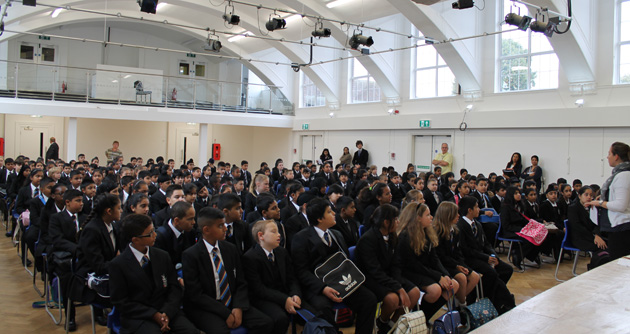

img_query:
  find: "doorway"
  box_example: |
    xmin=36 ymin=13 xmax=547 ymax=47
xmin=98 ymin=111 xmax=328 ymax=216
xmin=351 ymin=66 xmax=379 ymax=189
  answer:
xmin=16 ymin=124 xmax=52 ymax=159
xmin=300 ymin=135 xmax=323 ymax=164
xmin=412 ymin=135 xmax=451 ymax=173
xmin=175 ymin=128 xmax=200 ymax=166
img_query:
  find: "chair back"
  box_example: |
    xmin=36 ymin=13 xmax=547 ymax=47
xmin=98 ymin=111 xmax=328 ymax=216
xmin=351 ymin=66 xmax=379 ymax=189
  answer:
xmin=358 ymin=224 xmax=366 ymax=237
xmin=561 ymin=219 xmax=580 ymax=251
xmin=107 ymin=307 xmax=121 ymax=333
xmin=479 ymin=208 xmax=500 ymax=223
xmin=348 ymin=246 xmax=356 ymax=262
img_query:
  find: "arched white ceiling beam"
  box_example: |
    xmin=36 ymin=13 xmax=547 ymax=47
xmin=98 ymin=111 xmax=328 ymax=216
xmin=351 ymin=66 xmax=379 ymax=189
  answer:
xmin=278 ymin=0 xmax=400 ymax=101
xmin=525 ymin=0 xmax=595 ymax=83
xmin=387 ymin=0 xmax=482 ymax=93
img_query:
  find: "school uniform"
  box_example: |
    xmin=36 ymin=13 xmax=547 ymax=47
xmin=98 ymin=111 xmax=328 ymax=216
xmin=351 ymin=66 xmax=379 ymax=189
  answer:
xmin=435 ymin=229 xmax=472 ymax=278
xmin=540 ymin=199 xmax=562 ymax=229
xmin=109 ymin=246 xmax=198 ymax=334
xmin=153 ymin=206 xmax=172 ymax=228
xmin=225 ymin=220 xmax=254 ymax=256
xmin=316 ymin=171 xmax=336 ymax=186
xmin=397 ymin=231 xmax=449 ymax=288
xmin=401 ymin=182 xmax=413 ymax=195
xmin=356 ymin=227 xmax=416 ymax=301
xmin=474 ymin=191 xmax=499 ymax=245
xmin=82 ymin=195 xmax=94 ymax=215
xmin=491 ymin=195 xmax=504 ymax=214
xmin=557 ymin=198 xmax=572 ymax=222
xmin=567 ymin=202 xmax=601 ymax=252
xmin=335 ymin=180 xmax=352 ymax=196
xmin=523 ymin=201 xmax=541 ymax=221
xmin=71 ymin=217 xmax=121 ymax=304
xmin=24 ymin=194 xmax=48 ymax=270
xmin=243 ymin=244 xmax=305 ymax=334
xmin=246 ymin=211 xmax=262 ymax=226
xmin=352 ymin=149 xmax=369 ymax=168
xmin=182 ymin=240 xmax=273 ymax=334
xmin=332 ymin=214 xmax=360 ymax=247
xmin=15 ymin=183 xmax=38 ymax=215
xmin=298 ymin=176 xmax=311 ymax=188
xmin=0 ymin=168 xmax=15 ymax=189
xmin=35 ymin=201 xmax=65 ymax=259
xmin=362 ymin=204 xmax=378 ymax=229
xmin=388 ymin=182 xmax=405 ymax=209
xmin=285 ymin=212 xmax=309 ymax=251
xmin=291 ymin=226 xmax=376 ymax=334
xmin=499 ymin=204 xmax=539 ymax=263
xmin=456 ymin=217 xmax=515 ymax=313
xmin=149 ymin=189 xmax=168 ymax=215
xmin=154 ymin=220 xmax=198 ymax=268
xmin=241 ymin=170 xmax=252 ymax=190
xmin=422 ymin=189 xmax=443 ymax=216
xmin=280 ymin=200 xmax=299 ymax=226
xmin=244 ymin=191 xmax=259 ymax=216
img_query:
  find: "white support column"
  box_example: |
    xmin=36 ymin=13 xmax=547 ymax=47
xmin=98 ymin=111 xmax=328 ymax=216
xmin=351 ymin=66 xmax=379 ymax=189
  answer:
xmin=67 ymin=117 xmax=77 ymax=161
xmin=198 ymin=123 xmax=208 ymax=165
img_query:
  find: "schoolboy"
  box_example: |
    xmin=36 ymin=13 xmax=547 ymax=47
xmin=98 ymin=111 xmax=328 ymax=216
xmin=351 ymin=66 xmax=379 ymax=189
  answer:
xmin=291 ymin=198 xmax=376 ymax=334
xmin=331 ymin=196 xmax=360 ymax=247
xmin=243 ymin=220 xmax=307 ymax=334
xmin=218 ymin=193 xmax=253 ymax=256
xmin=80 ymin=178 xmax=97 ymax=215
xmin=155 ymin=201 xmax=197 ymax=271
xmin=68 ymin=169 xmax=83 ymax=190
xmin=149 ymin=174 xmax=172 ymax=214
xmin=109 ymin=214 xmax=199 ymax=334
xmin=182 ymin=207 xmax=273 ymax=334
xmin=154 ymin=184 xmax=186 ymax=228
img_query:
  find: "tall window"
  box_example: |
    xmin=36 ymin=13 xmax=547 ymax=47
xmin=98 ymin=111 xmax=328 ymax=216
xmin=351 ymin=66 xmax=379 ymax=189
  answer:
xmin=619 ymin=0 xmax=630 ymax=84
xmin=300 ymin=73 xmax=326 ymax=107
xmin=498 ymin=0 xmax=559 ymax=91
xmin=412 ymin=33 xmax=456 ymax=98
xmin=350 ymin=58 xmax=381 ymax=103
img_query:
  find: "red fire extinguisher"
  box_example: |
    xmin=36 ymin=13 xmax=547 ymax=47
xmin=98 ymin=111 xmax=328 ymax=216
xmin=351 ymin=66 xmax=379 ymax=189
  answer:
xmin=61 ymin=81 xmax=67 ymax=93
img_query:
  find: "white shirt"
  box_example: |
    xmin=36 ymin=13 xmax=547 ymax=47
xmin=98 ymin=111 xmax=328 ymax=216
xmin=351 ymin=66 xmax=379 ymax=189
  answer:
xmin=105 ymin=222 xmax=116 ymax=248
xmin=314 ymin=226 xmax=331 ymax=246
xmin=462 ymin=216 xmax=475 ymax=230
xmin=203 ymin=239 xmax=224 ymax=299
xmin=606 ymin=171 xmax=630 ymax=228
xmin=30 ymin=183 xmax=39 ymax=197
xmin=66 ymin=209 xmax=79 ymax=231
xmin=129 ymin=244 xmax=150 ymax=266
xmin=167 ymin=219 xmax=182 ymax=238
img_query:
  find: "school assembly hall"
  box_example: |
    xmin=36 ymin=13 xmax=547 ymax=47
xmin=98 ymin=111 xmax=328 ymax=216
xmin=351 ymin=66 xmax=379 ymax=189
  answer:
xmin=0 ymin=0 xmax=629 ymax=333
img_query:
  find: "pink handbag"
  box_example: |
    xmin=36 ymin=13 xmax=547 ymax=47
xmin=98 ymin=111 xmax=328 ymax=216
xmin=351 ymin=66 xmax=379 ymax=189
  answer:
xmin=516 ymin=214 xmax=548 ymax=246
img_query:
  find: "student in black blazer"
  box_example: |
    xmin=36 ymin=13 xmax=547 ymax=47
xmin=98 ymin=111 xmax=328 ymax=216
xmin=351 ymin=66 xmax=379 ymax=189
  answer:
xmin=422 ymin=179 xmax=442 ymax=216
xmin=351 ymin=140 xmax=369 ymax=169
xmin=540 ymin=187 xmax=562 ymax=229
xmin=332 ymin=196 xmax=360 ymax=247
xmin=240 ymin=161 xmax=252 ymax=191
xmin=182 ymin=207 xmax=273 ymax=334
xmin=153 ymin=185 xmax=185 ymax=228
xmin=567 ymin=186 xmax=607 ymax=253
xmin=36 ymin=183 xmax=67 ymax=263
xmin=491 ymin=183 xmax=507 ymax=214
xmin=154 ymin=201 xmax=197 ymax=270
xmin=81 ymin=178 xmax=97 ymax=215
xmin=316 ymin=162 xmax=336 ymax=186
xmin=280 ymin=183 xmax=303 ymax=224
xmin=244 ymin=174 xmax=270 ymax=216
xmin=48 ymin=190 xmax=87 ymax=331
xmin=356 ymin=205 xmax=420 ymax=333
xmin=474 ymin=178 xmax=499 ymax=246
xmin=243 ymin=221 xmax=310 ymax=334
xmin=15 ymin=168 xmax=44 ymax=216
xmin=219 ymin=193 xmax=254 ymax=256
xmin=500 ymin=186 xmax=541 ymax=270
xmin=284 ymin=193 xmax=314 ymax=250
xmin=109 ymin=214 xmax=199 ymax=334
xmin=456 ymin=197 xmax=515 ymax=314
xmin=24 ymin=177 xmax=55 ymax=270
xmin=291 ymin=198 xmax=376 ymax=334
xmin=149 ymin=175 xmax=171 ymax=215
xmin=0 ymin=158 xmax=16 ymax=189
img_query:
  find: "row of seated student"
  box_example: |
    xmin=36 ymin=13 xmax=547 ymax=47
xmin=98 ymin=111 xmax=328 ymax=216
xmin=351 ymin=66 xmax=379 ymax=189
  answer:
xmin=2 ymin=155 xmax=603 ymax=333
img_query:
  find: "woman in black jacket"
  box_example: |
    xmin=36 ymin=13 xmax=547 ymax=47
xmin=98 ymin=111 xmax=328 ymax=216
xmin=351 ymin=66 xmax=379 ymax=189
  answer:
xmin=500 ymin=186 xmax=541 ymax=270
xmin=356 ymin=204 xmax=420 ymax=333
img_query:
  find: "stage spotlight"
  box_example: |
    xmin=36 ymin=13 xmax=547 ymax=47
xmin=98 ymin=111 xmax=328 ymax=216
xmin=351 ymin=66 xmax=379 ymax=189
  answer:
xmin=349 ymin=33 xmax=373 ymax=50
xmin=452 ymin=0 xmax=474 ymax=9
xmin=204 ymin=36 xmax=222 ymax=52
xmin=265 ymin=17 xmax=286 ymax=31
xmin=23 ymin=0 xmax=37 ymax=6
xmin=505 ymin=12 xmax=532 ymax=31
xmin=137 ymin=0 xmax=158 ymax=14
xmin=530 ymin=20 xmax=556 ymax=37
xmin=312 ymin=28 xmax=332 ymax=38
xmin=223 ymin=13 xmax=240 ymax=25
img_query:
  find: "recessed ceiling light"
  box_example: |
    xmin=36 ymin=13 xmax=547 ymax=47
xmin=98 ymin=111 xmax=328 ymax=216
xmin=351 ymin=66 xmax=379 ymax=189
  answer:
xmin=326 ymin=0 xmax=353 ymax=9
xmin=51 ymin=8 xmax=63 ymax=18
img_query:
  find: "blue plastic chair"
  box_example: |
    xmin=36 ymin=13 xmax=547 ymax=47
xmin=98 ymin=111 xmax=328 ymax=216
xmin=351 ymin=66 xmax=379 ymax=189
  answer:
xmin=358 ymin=225 xmax=367 ymax=237
xmin=496 ymin=220 xmax=525 ymax=273
xmin=479 ymin=208 xmax=500 ymax=223
xmin=107 ymin=307 xmax=122 ymax=333
xmin=231 ymin=326 xmax=248 ymax=334
xmin=555 ymin=220 xmax=587 ymax=282
xmin=348 ymin=246 xmax=356 ymax=262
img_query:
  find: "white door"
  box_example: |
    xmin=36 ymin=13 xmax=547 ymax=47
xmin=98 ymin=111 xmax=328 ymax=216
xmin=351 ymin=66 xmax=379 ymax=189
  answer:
xmin=413 ymin=136 xmax=433 ymax=173
xmin=176 ymin=129 xmax=200 ymax=166
xmin=17 ymin=125 xmax=50 ymax=159
xmin=432 ymin=135 xmax=452 ymax=172
xmin=300 ymin=135 xmax=323 ymax=164
xmin=15 ymin=43 xmax=57 ymax=92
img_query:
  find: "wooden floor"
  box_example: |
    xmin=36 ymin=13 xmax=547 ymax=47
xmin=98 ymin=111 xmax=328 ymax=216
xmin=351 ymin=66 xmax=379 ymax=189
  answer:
xmin=0 ymin=225 xmax=590 ymax=334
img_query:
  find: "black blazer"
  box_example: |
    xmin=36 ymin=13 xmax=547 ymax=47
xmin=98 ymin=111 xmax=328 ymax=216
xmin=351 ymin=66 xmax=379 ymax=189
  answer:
xmin=540 ymin=200 xmax=562 ymax=229
xmin=523 ymin=201 xmax=541 ymax=221
xmin=332 ymin=214 xmax=360 ymax=247
xmin=285 ymin=212 xmax=309 ymax=250
xmin=225 ymin=220 xmax=254 ymax=256
xmin=28 ymin=195 xmax=47 ymax=230
xmin=46 ymin=142 xmax=59 ymax=161
xmin=154 ymin=224 xmax=197 ymax=267
xmin=491 ymin=196 xmax=504 ymax=214
xmin=244 ymin=191 xmax=258 ymax=216
xmin=149 ymin=190 xmax=168 ymax=215
xmin=15 ymin=184 xmax=35 ymax=215
xmin=182 ymin=240 xmax=249 ymax=319
xmin=388 ymin=183 xmax=405 ymax=208
xmin=567 ymin=202 xmax=600 ymax=252
xmin=352 ymin=149 xmax=369 ymax=168
xmin=316 ymin=172 xmax=336 ymax=186
xmin=242 ymin=244 xmax=301 ymax=307
xmin=435 ymin=229 xmax=470 ymax=272
xmin=456 ymin=217 xmax=496 ymax=263
xmin=36 ymin=201 xmax=64 ymax=256
xmin=49 ymin=210 xmax=87 ymax=255
xmin=397 ymin=231 xmax=449 ymax=283
xmin=0 ymin=168 xmax=13 ymax=188
xmin=356 ymin=227 xmax=404 ymax=292
xmin=499 ymin=204 xmax=529 ymax=238
xmin=291 ymin=227 xmax=348 ymax=300
xmin=280 ymin=201 xmax=298 ymax=224
xmin=109 ymin=246 xmax=183 ymax=332
xmin=242 ymin=170 xmax=252 ymax=190
xmin=153 ymin=207 xmax=171 ymax=228
xmin=82 ymin=195 xmax=94 ymax=216
xmin=422 ymin=189 xmax=443 ymax=216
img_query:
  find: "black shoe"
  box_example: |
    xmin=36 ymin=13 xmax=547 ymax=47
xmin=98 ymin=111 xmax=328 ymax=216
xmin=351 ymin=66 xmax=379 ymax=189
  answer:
xmin=23 ymin=259 xmax=32 ymax=267
xmin=511 ymin=254 xmax=523 ymax=270
xmin=95 ymin=315 xmax=108 ymax=326
xmin=5 ymin=231 xmax=12 ymax=237
xmin=65 ymin=320 xmax=77 ymax=332
xmin=376 ymin=319 xmax=392 ymax=334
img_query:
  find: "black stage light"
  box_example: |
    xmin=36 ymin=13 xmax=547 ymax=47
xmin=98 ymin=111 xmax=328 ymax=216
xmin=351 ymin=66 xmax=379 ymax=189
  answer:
xmin=505 ymin=12 xmax=532 ymax=31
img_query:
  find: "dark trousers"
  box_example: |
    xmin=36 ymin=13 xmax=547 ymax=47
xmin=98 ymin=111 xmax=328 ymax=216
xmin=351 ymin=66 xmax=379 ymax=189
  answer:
xmin=307 ymin=285 xmax=376 ymax=334
xmin=466 ymin=258 xmax=515 ymax=313
xmin=121 ymin=311 xmax=198 ymax=334
xmin=187 ymin=305 xmax=272 ymax=334
xmin=607 ymin=229 xmax=630 ymax=261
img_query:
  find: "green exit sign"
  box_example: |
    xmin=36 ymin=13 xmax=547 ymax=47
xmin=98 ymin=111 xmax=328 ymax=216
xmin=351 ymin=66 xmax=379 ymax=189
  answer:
xmin=419 ymin=120 xmax=431 ymax=128
xmin=301 ymin=123 xmax=309 ymax=130
xmin=186 ymin=53 xmax=196 ymax=58
xmin=38 ymin=35 xmax=51 ymax=40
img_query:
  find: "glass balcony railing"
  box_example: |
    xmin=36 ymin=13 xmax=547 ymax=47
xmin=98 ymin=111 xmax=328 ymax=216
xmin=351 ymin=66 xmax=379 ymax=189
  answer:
xmin=0 ymin=60 xmax=294 ymax=115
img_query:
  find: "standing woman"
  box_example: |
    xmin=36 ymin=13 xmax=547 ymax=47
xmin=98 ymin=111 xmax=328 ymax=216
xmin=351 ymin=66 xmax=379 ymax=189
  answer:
xmin=521 ymin=155 xmax=543 ymax=193
xmin=504 ymin=153 xmax=522 ymax=180
xmin=340 ymin=147 xmax=352 ymax=167
xmin=587 ymin=142 xmax=630 ymax=261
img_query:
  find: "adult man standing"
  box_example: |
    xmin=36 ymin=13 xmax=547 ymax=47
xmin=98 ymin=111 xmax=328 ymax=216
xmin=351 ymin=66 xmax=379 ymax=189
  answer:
xmin=46 ymin=137 xmax=59 ymax=161
xmin=105 ymin=140 xmax=123 ymax=165
xmin=352 ymin=140 xmax=369 ymax=169
xmin=432 ymin=143 xmax=453 ymax=174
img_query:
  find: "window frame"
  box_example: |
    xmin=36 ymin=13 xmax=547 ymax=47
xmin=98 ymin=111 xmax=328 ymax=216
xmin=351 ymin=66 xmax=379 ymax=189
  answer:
xmin=299 ymin=72 xmax=326 ymax=108
xmin=617 ymin=0 xmax=630 ymax=84
xmin=348 ymin=58 xmax=381 ymax=104
xmin=410 ymin=29 xmax=457 ymax=99
xmin=497 ymin=0 xmax=559 ymax=92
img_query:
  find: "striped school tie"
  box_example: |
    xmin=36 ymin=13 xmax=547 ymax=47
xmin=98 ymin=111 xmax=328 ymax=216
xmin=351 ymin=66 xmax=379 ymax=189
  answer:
xmin=212 ymin=248 xmax=232 ymax=307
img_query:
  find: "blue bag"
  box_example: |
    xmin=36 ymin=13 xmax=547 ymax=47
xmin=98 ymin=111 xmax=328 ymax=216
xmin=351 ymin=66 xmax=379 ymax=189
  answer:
xmin=298 ymin=309 xmax=337 ymax=334
xmin=432 ymin=292 xmax=460 ymax=334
